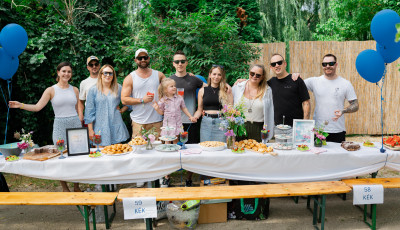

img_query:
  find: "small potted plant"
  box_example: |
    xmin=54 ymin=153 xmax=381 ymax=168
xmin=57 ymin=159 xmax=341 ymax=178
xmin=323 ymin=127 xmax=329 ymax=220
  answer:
xmin=313 ymin=122 xmax=329 ymax=147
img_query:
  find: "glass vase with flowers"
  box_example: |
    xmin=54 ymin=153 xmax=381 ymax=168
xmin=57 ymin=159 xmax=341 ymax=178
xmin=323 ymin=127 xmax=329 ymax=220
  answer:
xmin=219 ymin=104 xmax=247 ymax=149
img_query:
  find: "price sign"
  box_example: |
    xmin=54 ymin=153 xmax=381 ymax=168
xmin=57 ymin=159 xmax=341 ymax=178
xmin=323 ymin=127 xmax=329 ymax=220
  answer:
xmin=123 ymin=197 xmax=157 ymax=219
xmin=353 ymin=185 xmax=384 ymax=205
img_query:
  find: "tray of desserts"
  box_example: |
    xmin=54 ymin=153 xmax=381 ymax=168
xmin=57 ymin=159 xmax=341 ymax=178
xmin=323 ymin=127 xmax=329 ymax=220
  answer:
xmin=23 ymin=146 xmax=61 ymax=161
xmin=101 ymin=144 xmax=133 ymax=155
xmin=199 ymin=141 xmax=226 ymax=151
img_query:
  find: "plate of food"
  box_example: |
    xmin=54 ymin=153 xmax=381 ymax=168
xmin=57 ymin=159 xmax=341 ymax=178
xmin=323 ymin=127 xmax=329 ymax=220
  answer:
xmin=159 ymin=136 xmax=177 ymax=142
xmin=5 ymin=155 xmax=20 ymax=162
xmin=155 ymin=144 xmax=181 ymax=152
xmin=383 ymin=136 xmax=400 ymax=150
xmin=363 ymin=141 xmax=375 ymax=148
xmin=297 ymin=144 xmax=310 ymax=151
xmin=129 ymin=136 xmax=147 ymax=146
xmin=101 ymin=144 xmax=133 ymax=156
xmin=236 ymin=139 xmax=275 ymax=154
xmin=231 ymin=146 xmax=245 ymax=154
xmin=199 ymin=141 xmax=226 ymax=151
xmin=341 ymin=141 xmax=360 ymax=151
xmin=89 ymin=151 xmax=103 ymax=158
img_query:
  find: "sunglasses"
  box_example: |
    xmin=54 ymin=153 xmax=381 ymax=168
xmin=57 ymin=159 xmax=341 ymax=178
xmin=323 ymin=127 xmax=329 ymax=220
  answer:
xmin=103 ymin=72 xmax=113 ymax=76
xmin=322 ymin=61 xmax=336 ymax=67
xmin=212 ymin=64 xmax=224 ymax=69
xmin=249 ymin=71 xmax=262 ymax=78
xmin=137 ymin=56 xmax=149 ymax=61
xmin=270 ymin=60 xmax=283 ymax=67
xmin=173 ymin=60 xmax=187 ymax=64
xmin=88 ymin=62 xmax=99 ymax=67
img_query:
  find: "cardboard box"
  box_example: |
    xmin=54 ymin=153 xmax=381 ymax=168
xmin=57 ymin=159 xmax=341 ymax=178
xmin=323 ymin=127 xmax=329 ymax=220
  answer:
xmin=198 ymin=202 xmax=227 ymax=224
xmin=198 ymin=178 xmax=230 ymax=224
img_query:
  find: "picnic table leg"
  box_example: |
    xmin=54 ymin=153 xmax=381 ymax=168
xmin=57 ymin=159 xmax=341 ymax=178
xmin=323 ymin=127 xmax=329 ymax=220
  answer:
xmin=363 ymin=204 xmax=377 ymax=230
xmin=101 ymin=184 xmax=116 ymax=229
xmin=311 ymin=195 xmax=326 ymax=230
xmin=84 ymin=205 xmax=90 ymax=230
xmin=91 ymin=206 xmax=97 ymax=230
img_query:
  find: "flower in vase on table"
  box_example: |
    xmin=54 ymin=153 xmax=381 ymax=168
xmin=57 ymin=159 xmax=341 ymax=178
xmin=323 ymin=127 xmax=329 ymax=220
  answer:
xmin=313 ymin=123 xmax=329 ymax=146
xmin=14 ymin=128 xmax=34 ymax=150
xmin=219 ymin=104 xmax=247 ymax=138
xmin=140 ymin=127 xmax=158 ymax=143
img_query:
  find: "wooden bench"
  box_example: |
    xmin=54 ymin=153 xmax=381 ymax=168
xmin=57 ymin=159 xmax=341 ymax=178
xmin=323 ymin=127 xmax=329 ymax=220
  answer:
xmin=0 ymin=192 xmax=117 ymax=230
xmin=118 ymin=181 xmax=352 ymax=230
xmin=343 ymin=178 xmax=400 ymax=230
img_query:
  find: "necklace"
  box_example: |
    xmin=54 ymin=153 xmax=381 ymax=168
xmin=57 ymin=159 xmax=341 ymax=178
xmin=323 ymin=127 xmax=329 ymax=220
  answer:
xmin=211 ymin=86 xmax=218 ymax=94
xmin=248 ymin=99 xmax=256 ymax=113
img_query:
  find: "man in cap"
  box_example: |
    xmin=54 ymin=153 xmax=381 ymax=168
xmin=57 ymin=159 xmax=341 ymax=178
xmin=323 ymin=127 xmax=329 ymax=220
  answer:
xmin=121 ymin=48 xmax=166 ymax=139
xmin=78 ymin=56 xmax=100 ymax=124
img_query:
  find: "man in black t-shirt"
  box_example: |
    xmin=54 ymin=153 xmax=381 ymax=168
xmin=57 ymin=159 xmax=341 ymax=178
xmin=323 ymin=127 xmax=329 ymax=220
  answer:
xmin=169 ymin=51 xmax=206 ymax=144
xmin=268 ymin=53 xmax=310 ymax=126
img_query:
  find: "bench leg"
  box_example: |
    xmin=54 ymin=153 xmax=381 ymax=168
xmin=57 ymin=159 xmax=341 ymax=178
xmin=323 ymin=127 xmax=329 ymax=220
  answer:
xmin=83 ymin=205 xmax=90 ymax=230
xmin=293 ymin=196 xmax=299 ymax=204
xmin=91 ymin=206 xmax=97 ymax=230
xmin=311 ymin=195 xmax=326 ymax=230
xmin=145 ymin=218 xmax=153 ymax=230
xmin=101 ymin=185 xmax=116 ymax=229
xmin=363 ymin=204 xmax=377 ymax=230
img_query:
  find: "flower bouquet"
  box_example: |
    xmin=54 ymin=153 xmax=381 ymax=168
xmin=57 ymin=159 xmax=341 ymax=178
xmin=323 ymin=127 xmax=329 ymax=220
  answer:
xmin=14 ymin=129 xmax=34 ymax=154
xmin=140 ymin=127 xmax=158 ymax=150
xmin=313 ymin=122 xmax=329 ymax=147
xmin=219 ymin=104 xmax=247 ymax=149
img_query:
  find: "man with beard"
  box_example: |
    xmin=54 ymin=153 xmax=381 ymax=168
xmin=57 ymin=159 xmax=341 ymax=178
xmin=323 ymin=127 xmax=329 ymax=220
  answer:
xmin=78 ymin=56 xmax=100 ymax=124
xmin=121 ymin=48 xmax=166 ymax=139
xmin=268 ymin=53 xmax=310 ymax=126
xmin=304 ymin=54 xmax=358 ymax=143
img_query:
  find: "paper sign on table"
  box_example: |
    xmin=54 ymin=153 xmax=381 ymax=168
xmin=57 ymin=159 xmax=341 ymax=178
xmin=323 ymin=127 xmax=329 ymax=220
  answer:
xmin=353 ymin=184 xmax=384 ymax=205
xmin=123 ymin=197 xmax=157 ymax=219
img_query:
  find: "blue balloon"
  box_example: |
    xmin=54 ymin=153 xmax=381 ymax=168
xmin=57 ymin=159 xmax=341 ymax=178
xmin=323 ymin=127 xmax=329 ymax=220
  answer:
xmin=376 ymin=42 xmax=400 ymax=64
xmin=356 ymin=49 xmax=385 ymax=83
xmin=0 ymin=24 xmax=28 ymax=57
xmin=371 ymin=9 xmax=400 ymax=47
xmin=195 ymin=75 xmax=207 ymax=98
xmin=0 ymin=48 xmax=19 ymax=80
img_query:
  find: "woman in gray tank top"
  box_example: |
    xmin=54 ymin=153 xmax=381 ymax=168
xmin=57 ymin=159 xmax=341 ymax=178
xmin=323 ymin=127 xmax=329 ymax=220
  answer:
xmin=9 ymin=61 xmax=82 ymax=192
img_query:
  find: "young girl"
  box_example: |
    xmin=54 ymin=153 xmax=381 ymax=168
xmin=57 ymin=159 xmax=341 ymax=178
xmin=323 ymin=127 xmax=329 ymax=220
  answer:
xmin=153 ymin=78 xmax=197 ymax=144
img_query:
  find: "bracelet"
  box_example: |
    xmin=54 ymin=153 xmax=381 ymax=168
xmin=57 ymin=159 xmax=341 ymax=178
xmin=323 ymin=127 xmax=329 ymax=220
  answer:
xmin=141 ymin=98 xmax=144 ymax=104
xmin=20 ymin=103 xmax=24 ymax=109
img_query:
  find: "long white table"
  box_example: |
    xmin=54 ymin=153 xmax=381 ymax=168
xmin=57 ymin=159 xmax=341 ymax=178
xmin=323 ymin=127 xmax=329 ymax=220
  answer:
xmin=0 ymin=142 xmax=395 ymax=184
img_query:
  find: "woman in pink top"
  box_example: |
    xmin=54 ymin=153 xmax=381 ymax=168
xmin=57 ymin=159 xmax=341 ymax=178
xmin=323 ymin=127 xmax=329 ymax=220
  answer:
xmin=153 ymin=78 xmax=197 ymax=144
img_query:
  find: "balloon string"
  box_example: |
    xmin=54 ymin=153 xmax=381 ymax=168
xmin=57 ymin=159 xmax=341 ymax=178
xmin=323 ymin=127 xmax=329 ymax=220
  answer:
xmin=3 ymin=80 xmax=12 ymax=144
xmin=0 ymin=83 xmax=7 ymax=106
xmin=379 ymin=65 xmax=387 ymax=153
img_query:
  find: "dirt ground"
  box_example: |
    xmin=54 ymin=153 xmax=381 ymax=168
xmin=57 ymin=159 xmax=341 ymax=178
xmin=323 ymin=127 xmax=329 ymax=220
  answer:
xmin=2 ymin=136 xmax=400 ymax=229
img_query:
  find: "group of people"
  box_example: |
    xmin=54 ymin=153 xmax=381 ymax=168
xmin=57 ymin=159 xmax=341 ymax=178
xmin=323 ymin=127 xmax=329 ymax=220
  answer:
xmin=8 ymin=48 xmax=359 ymax=190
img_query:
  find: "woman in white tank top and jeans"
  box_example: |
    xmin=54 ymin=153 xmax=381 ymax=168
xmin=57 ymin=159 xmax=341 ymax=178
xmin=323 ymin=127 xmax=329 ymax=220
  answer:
xmin=9 ymin=61 xmax=82 ymax=192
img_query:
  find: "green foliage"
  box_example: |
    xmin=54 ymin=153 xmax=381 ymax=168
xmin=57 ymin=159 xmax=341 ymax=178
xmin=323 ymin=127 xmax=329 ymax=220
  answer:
xmin=314 ymin=0 xmax=400 ymax=41
xmin=117 ymin=10 xmax=260 ymax=85
xmin=0 ymin=0 xmax=127 ymax=145
xmin=144 ymin=0 xmax=263 ymax=42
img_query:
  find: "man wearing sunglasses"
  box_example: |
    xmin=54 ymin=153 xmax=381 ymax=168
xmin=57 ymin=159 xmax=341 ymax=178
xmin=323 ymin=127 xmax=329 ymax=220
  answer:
xmin=304 ymin=54 xmax=358 ymax=143
xmin=269 ymin=53 xmax=310 ymax=127
xmin=121 ymin=48 xmax=166 ymax=140
xmin=78 ymin=56 xmax=100 ymax=125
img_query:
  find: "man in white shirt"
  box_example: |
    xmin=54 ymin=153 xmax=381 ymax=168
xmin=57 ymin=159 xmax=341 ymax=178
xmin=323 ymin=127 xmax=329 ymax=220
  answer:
xmin=78 ymin=56 xmax=100 ymax=124
xmin=304 ymin=54 xmax=359 ymax=143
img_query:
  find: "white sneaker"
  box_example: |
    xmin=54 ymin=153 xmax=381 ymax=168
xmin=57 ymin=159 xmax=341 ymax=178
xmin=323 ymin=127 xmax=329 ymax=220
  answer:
xmin=136 ymin=182 xmax=145 ymax=188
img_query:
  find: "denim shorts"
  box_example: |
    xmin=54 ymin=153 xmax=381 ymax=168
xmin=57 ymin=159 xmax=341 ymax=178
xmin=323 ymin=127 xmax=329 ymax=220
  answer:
xmin=200 ymin=116 xmax=226 ymax=143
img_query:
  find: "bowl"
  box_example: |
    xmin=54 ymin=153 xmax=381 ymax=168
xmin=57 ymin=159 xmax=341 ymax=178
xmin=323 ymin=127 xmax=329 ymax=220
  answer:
xmin=0 ymin=142 xmax=23 ymax=157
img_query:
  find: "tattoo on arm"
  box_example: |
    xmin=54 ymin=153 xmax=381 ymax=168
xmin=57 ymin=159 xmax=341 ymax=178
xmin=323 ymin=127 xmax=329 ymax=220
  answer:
xmin=342 ymin=99 xmax=359 ymax=113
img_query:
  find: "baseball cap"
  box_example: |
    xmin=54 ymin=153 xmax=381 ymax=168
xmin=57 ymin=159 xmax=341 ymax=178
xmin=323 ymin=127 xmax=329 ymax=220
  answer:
xmin=135 ymin=48 xmax=149 ymax=59
xmin=86 ymin=56 xmax=99 ymax=65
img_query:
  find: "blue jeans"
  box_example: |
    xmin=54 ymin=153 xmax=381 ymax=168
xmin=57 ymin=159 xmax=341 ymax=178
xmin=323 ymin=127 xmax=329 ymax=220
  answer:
xmin=200 ymin=116 xmax=226 ymax=143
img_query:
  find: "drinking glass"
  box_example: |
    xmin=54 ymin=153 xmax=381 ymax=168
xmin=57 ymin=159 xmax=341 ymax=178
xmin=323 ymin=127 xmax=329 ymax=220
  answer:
xmin=56 ymin=139 xmax=66 ymax=159
xmin=93 ymin=134 xmax=102 ymax=153
xmin=261 ymin=131 xmax=268 ymax=144
xmin=180 ymin=132 xmax=188 ymax=149
xmin=177 ymin=88 xmax=184 ymax=97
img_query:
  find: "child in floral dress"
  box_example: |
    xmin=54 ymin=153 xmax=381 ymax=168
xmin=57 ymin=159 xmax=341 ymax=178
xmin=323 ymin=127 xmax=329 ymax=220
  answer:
xmin=153 ymin=78 xmax=197 ymax=144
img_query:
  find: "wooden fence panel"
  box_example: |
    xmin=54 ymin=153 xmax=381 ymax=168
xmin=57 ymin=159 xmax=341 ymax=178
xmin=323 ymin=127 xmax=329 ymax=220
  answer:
xmin=251 ymin=41 xmax=400 ymax=135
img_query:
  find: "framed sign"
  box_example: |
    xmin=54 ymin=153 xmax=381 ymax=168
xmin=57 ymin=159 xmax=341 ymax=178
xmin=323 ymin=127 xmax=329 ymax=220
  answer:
xmin=293 ymin=119 xmax=315 ymax=147
xmin=66 ymin=128 xmax=90 ymax=156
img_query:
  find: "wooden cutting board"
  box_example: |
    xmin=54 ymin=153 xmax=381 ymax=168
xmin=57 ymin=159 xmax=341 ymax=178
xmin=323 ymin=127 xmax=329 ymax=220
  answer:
xmin=23 ymin=152 xmax=61 ymax=161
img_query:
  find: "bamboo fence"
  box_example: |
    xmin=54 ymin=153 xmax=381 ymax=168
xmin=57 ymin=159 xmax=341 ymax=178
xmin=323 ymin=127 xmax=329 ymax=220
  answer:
xmin=251 ymin=41 xmax=400 ymax=135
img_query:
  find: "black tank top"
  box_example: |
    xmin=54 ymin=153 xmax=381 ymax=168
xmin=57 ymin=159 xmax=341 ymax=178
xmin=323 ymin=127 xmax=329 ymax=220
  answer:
xmin=203 ymin=86 xmax=222 ymax=110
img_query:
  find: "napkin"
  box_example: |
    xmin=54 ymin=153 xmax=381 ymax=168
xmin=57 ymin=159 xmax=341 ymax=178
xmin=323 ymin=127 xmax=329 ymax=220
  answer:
xmin=310 ymin=148 xmax=327 ymax=154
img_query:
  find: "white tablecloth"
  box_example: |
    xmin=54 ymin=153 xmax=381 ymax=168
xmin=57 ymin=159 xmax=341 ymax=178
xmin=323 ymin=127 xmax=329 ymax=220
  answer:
xmin=0 ymin=148 xmax=181 ymax=184
xmin=0 ymin=143 xmax=393 ymax=184
xmin=182 ymin=142 xmax=389 ymax=183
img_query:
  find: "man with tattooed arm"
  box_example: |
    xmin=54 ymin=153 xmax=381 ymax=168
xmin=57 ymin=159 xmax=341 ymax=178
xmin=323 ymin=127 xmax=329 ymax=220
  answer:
xmin=304 ymin=54 xmax=359 ymax=143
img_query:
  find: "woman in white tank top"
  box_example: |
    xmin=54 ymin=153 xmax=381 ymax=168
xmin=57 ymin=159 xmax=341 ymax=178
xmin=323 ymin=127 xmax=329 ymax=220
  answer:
xmin=9 ymin=61 xmax=82 ymax=192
